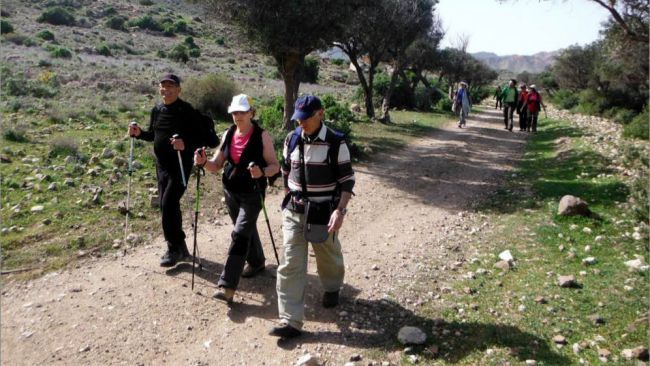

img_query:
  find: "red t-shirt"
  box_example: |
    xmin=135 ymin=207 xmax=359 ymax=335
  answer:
xmin=229 ymin=127 xmax=253 ymax=164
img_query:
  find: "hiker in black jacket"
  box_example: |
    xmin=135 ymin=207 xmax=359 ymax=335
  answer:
xmin=128 ymin=74 xmax=210 ymax=267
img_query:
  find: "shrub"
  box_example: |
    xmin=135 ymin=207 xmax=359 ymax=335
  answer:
xmin=322 ymin=95 xmax=354 ymax=137
xmin=2 ymin=125 xmax=29 ymax=143
xmin=173 ymin=19 xmax=188 ymax=33
xmin=105 ymin=16 xmax=127 ymax=31
xmin=3 ymin=33 xmax=29 ymax=45
xmin=435 ymin=97 xmax=453 ymax=113
xmin=184 ymin=36 xmax=198 ymax=49
xmin=1 ymin=20 xmax=14 ymax=34
xmin=623 ymin=108 xmax=649 ymax=140
xmin=49 ymin=46 xmax=72 ymax=58
xmin=38 ymin=59 xmax=53 ymax=67
xmin=182 ymin=73 xmax=238 ymax=120
xmin=36 ymin=29 xmax=55 ymax=41
xmin=188 ymin=48 xmax=200 ymax=58
xmin=331 ymin=58 xmax=345 ymax=66
xmin=258 ymin=96 xmax=285 ymax=132
xmin=139 ymin=0 xmax=154 ymax=5
xmin=37 ymin=7 xmax=75 ymax=26
xmin=127 ymin=15 xmax=162 ymax=31
xmin=96 ymin=43 xmax=111 ymax=56
xmin=168 ymin=44 xmax=189 ymax=63
xmin=300 ymin=56 xmax=319 ymax=83
xmin=607 ymin=107 xmax=636 ymax=125
xmin=49 ymin=137 xmax=78 ymax=157
xmin=552 ymin=89 xmax=579 ymax=110
xmin=215 ymin=36 xmax=225 ymax=45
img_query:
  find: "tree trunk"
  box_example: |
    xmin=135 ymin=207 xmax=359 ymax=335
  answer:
xmin=380 ymin=61 xmax=403 ymax=123
xmin=276 ymin=52 xmax=305 ymax=131
xmin=350 ymin=57 xmax=375 ymax=119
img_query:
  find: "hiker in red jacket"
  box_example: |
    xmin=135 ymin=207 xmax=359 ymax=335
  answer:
xmin=525 ymin=85 xmax=545 ymax=132
xmin=517 ymin=84 xmax=529 ymax=132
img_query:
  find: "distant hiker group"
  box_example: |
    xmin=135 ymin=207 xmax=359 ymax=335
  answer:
xmin=127 ymin=74 xmax=355 ymax=339
xmin=495 ymin=79 xmax=546 ymax=132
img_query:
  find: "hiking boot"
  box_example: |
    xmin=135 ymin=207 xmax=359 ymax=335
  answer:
xmin=179 ymin=244 xmax=191 ymax=260
xmin=160 ymin=250 xmax=181 ymax=267
xmin=213 ymin=287 xmax=235 ymax=304
xmin=322 ymin=291 xmax=340 ymax=308
xmin=268 ymin=324 xmax=301 ymax=338
xmin=241 ymin=263 xmax=265 ymax=278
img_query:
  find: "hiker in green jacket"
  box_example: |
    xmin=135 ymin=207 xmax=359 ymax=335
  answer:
xmin=494 ymin=85 xmax=503 ymax=110
xmin=500 ymin=79 xmax=518 ymax=131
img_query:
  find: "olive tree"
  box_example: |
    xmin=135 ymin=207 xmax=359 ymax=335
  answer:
xmin=200 ymin=0 xmax=362 ymax=130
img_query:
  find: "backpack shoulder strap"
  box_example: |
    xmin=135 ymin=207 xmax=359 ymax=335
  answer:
xmin=287 ymin=126 xmax=302 ymax=157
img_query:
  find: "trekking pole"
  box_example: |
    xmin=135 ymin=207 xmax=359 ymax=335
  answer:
xmin=248 ymin=162 xmax=279 ymax=265
xmin=191 ymin=162 xmax=205 ymax=291
xmin=172 ymin=134 xmax=187 ymax=187
xmin=124 ymin=121 xmax=137 ymax=242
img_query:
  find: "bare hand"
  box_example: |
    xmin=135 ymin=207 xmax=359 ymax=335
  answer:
xmin=327 ymin=210 xmax=344 ymax=233
xmin=170 ymin=136 xmax=185 ymax=151
xmin=128 ymin=123 xmax=140 ymax=137
xmin=194 ymin=148 xmax=206 ymax=167
xmin=248 ymin=164 xmax=263 ymax=179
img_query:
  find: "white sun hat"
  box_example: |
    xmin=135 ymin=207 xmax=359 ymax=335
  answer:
xmin=227 ymin=94 xmax=253 ymax=113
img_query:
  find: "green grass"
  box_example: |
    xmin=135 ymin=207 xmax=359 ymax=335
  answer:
xmin=399 ymin=117 xmax=648 ymax=365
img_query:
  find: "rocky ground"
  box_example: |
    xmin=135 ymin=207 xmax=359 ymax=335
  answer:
xmin=1 ymin=107 xmax=532 ymax=366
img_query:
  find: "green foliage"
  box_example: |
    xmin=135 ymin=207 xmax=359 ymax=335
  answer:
xmin=36 ymin=29 xmax=55 ymax=41
xmin=188 ymin=48 xmax=200 ymax=58
xmin=37 ymin=7 xmax=75 ymax=26
xmin=258 ymin=96 xmax=285 ymax=132
xmin=139 ymin=0 xmax=154 ymax=5
xmin=623 ymin=108 xmax=649 ymax=140
xmin=300 ymin=56 xmax=319 ymax=83
xmin=168 ymin=44 xmax=189 ymax=63
xmin=173 ymin=19 xmax=188 ymax=33
xmin=49 ymin=45 xmax=72 ymax=58
xmin=1 ymin=20 xmax=14 ymax=34
xmin=182 ymin=74 xmax=238 ymax=120
xmin=105 ymin=16 xmax=127 ymax=31
xmin=96 ymin=43 xmax=111 ymax=56
xmin=126 ymin=15 xmax=162 ymax=31
xmin=575 ymin=89 xmax=608 ymax=115
xmin=322 ymin=95 xmax=353 ymax=137
xmin=435 ymin=97 xmax=453 ymax=113
xmin=184 ymin=36 xmax=198 ymax=49
xmin=215 ymin=36 xmax=225 ymax=45
xmin=2 ymin=126 xmax=29 ymax=143
xmin=552 ymin=89 xmax=579 ymax=110
xmin=1 ymin=68 xmax=59 ymax=98
xmin=331 ymin=58 xmax=345 ymax=66
xmin=49 ymin=137 xmax=78 ymax=157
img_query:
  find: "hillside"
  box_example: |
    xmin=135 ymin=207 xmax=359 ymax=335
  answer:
xmin=472 ymin=50 xmax=559 ymax=73
xmin=0 ymin=0 xmax=354 ymax=275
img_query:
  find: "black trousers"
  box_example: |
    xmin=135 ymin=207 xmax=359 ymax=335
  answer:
xmin=156 ymin=164 xmax=188 ymax=253
xmin=503 ymin=102 xmax=516 ymax=129
xmin=218 ymin=189 xmax=266 ymax=290
xmin=519 ymin=109 xmax=528 ymax=130
xmin=495 ymin=98 xmax=502 ymax=109
xmin=528 ymin=111 xmax=539 ymax=132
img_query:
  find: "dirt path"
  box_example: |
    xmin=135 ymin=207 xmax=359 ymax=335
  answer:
xmin=1 ymin=107 xmax=528 ymax=366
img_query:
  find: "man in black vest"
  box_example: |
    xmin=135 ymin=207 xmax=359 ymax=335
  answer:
xmin=128 ymin=74 xmax=207 ymax=267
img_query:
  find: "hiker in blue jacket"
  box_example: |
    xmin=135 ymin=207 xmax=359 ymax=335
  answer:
xmin=453 ymin=81 xmax=472 ymax=128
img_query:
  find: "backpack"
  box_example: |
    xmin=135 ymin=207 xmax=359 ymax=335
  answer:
xmin=197 ymin=112 xmax=219 ymax=148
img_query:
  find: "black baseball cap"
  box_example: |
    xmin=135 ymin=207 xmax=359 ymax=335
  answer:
xmin=159 ymin=73 xmax=181 ymax=85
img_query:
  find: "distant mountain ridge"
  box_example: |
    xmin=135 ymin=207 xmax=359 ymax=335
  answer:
xmin=472 ymin=50 xmax=560 ymax=73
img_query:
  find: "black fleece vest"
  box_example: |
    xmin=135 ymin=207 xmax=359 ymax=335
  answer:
xmin=221 ymin=122 xmax=267 ymax=193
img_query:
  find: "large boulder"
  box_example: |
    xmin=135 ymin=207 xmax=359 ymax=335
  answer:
xmin=558 ymin=195 xmax=591 ymax=217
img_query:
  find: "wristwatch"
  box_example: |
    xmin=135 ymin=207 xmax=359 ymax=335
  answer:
xmin=337 ymin=207 xmax=348 ymax=216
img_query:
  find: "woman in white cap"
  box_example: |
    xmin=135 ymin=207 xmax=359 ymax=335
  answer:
xmin=194 ymin=94 xmax=279 ymax=303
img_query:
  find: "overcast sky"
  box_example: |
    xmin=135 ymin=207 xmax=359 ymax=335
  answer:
xmin=436 ymin=0 xmax=611 ymax=55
